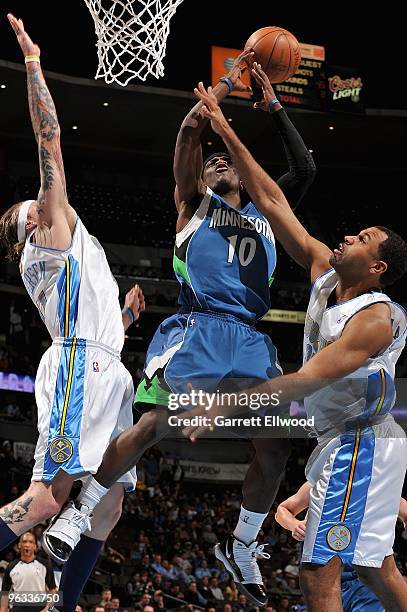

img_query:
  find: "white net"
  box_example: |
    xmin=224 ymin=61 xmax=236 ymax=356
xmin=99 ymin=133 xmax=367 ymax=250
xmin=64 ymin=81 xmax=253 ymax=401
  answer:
xmin=83 ymin=0 xmax=185 ymax=86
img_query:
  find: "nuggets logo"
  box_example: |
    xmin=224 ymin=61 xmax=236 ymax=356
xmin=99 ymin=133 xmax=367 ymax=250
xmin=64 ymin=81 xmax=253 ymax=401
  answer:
xmin=49 ymin=437 xmax=73 ymax=464
xmin=326 ymin=525 xmax=352 ymax=551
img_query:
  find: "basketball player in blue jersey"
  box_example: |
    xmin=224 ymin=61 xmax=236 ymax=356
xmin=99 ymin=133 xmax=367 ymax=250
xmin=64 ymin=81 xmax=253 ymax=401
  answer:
xmin=43 ymin=49 xmax=316 ymax=607
xmin=180 ymin=76 xmax=407 ymax=610
xmin=0 ymin=13 xmax=145 ymax=607
xmin=276 ymin=484 xmax=407 ymax=611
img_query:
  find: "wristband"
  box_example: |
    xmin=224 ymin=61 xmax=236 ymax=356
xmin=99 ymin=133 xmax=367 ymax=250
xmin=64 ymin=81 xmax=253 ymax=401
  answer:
xmin=220 ymin=77 xmax=234 ymax=93
xmin=268 ymin=98 xmax=281 ymax=112
xmin=122 ymin=306 xmax=135 ymax=324
xmin=25 ymin=55 xmax=40 ymax=64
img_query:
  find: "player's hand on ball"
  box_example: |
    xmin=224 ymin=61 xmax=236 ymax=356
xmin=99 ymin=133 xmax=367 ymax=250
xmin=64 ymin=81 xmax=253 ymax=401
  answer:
xmin=194 ymin=83 xmax=229 ymax=135
xmin=225 ymin=49 xmax=254 ymax=93
xmin=292 ymin=519 xmax=307 ymax=541
xmin=125 ymin=284 xmax=145 ymax=322
xmin=251 ymin=62 xmax=281 ymax=112
xmin=7 ymin=13 xmax=41 ymax=58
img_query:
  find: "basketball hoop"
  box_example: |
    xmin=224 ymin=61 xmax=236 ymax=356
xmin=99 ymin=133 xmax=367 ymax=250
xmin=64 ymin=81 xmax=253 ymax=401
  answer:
xmin=83 ymin=0 xmax=185 ymax=86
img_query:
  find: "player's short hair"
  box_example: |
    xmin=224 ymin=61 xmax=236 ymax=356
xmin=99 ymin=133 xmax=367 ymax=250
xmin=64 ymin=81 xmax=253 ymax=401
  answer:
xmin=376 ymin=226 xmax=407 ymax=286
xmin=201 ymin=152 xmax=233 ymax=177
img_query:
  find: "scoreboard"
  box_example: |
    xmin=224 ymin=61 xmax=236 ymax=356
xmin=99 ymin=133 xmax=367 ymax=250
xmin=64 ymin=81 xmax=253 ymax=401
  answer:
xmin=274 ymin=43 xmax=327 ymax=111
xmin=211 ymin=43 xmax=364 ymax=113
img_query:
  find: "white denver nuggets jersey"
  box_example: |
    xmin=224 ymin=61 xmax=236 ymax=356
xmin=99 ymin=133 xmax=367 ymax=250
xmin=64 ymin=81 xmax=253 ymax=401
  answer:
xmin=20 ymin=216 xmax=124 ymax=352
xmin=303 ymin=269 xmax=407 ymax=437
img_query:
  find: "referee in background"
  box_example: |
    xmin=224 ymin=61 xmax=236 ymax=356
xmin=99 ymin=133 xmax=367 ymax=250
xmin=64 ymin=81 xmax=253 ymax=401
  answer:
xmin=0 ymin=532 xmax=56 ymax=612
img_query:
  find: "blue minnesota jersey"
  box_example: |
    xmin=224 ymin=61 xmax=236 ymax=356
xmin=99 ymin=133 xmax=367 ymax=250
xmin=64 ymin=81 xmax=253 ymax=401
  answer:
xmin=173 ymin=187 xmax=276 ymax=323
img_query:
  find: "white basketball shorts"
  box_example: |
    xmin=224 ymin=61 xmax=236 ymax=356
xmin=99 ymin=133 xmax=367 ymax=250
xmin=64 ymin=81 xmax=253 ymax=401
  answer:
xmin=32 ymin=337 xmax=137 ymax=491
xmin=302 ymin=417 xmax=407 ymax=568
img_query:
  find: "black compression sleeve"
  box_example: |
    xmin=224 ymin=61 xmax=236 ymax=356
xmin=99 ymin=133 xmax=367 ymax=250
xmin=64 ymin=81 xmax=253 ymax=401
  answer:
xmin=271 ymin=108 xmax=316 ymax=210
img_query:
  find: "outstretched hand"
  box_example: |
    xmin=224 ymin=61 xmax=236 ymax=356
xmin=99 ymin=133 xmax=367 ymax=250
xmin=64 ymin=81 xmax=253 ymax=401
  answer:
xmin=225 ymin=49 xmax=254 ymax=93
xmin=7 ymin=13 xmax=40 ymax=58
xmin=251 ymin=62 xmax=281 ymax=112
xmin=193 ymin=82 xmax=229 ymax=136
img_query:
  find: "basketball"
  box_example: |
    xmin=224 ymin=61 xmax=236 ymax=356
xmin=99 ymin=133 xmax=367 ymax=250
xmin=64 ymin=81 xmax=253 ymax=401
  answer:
xmin=244 ymin=26 xmax=301 ymax=83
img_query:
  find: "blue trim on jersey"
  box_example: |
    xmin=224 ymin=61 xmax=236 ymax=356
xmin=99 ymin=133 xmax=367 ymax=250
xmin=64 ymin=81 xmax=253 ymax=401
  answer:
xmin=364 ymin=369 xmax=394 ymax=418
xmin=310 ymin=428 xmax=375 ymax=565
xmin=43 ymin=338 xmax=86 ymax=480
xmin=342 ymin=577 xmax=384 ymax=612
xmin=56 ymin=255 xmax=81 ymax=338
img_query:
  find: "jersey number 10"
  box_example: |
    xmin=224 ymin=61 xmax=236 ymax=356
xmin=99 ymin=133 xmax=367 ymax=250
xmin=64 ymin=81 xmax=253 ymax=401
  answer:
xmin=227 ymin=235 xmax=257 ymax=267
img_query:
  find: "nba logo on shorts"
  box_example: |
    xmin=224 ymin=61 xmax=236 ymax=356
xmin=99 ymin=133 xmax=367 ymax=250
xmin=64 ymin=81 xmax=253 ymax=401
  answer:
xmin=93 ymin=362 xmax=99 ymax=372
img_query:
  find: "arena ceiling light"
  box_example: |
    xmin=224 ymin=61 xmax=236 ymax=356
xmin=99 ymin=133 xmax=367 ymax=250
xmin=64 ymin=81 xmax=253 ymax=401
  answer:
xmin=103 ymin=102 xmax=109 ymax=107
xmin=0 ymin=84 xmax=6 ymax=89
xmin=329 ymin=126 xmax=335 ymax=130
xmin=72 ymin=125 xmax=78 ymax=130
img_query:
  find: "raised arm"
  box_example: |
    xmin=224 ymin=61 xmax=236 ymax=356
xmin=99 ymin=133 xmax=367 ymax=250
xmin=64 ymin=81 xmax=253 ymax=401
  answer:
xmin=251 ymin=63 xmax=316 ymax=210
xmin=8 ymin=13 xmax=75 ymax=249
xmin=275 ymin=482 xmax=311 ymax=541
xmin=173 ymin=50 xmax=252 ymax=217
xmin=193 ymin=82 xmax=331 ymax=281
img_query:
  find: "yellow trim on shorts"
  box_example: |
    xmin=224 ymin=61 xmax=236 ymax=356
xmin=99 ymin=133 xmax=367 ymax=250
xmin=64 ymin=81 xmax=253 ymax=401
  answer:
xmin=374 ymin=368 xmax=386 ymax=415
xmin=340 ymin=422 xmax=361 ymax=523
xmin=64 ymin=257 xmax=71 ymax=338
xmin=59 ymin=337 xmax=77 ymax=435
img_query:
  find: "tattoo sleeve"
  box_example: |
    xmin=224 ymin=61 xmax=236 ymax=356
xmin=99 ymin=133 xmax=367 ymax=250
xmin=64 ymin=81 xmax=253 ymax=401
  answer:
xmin=26 ymin=63 xmax=66 ymax=196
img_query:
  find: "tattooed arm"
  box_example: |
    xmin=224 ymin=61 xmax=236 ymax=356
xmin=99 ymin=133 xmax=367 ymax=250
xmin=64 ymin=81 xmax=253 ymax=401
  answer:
xmin=8 ymin=14 xmax=76 ymax=249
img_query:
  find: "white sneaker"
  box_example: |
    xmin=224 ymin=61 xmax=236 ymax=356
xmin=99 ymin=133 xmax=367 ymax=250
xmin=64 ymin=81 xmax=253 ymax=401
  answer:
xmin=42 ymin=501 xmax=92 ymax=564
xmin=215 ymin=534 xmax=270 ymax=607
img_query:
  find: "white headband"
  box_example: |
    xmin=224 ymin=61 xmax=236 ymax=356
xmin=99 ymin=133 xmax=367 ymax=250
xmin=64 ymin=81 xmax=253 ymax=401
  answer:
xmin=17 ymin=200 xmax=35 ymax=242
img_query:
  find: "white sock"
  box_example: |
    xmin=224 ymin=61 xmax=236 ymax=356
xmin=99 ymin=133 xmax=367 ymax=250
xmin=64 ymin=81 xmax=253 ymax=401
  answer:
xmin=233 ymin=506 xmax=268 ymax=545
xmin=77 ymin=477 xmax=109 ymax=512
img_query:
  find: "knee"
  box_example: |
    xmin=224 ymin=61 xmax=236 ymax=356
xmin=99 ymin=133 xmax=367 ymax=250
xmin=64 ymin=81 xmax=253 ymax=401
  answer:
xmin=103 ymin=489 xmax=124 ymax=526
xmin=89 ymin=487 xmax=124 ymax=539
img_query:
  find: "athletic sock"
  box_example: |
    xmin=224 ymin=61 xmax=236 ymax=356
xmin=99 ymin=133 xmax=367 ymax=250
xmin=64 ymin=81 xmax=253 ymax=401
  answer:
xmin=233 ymin=506 xmax=268 ymax=545
xmin=76 ymin=477 xmax=109 ymax=512
xmin=0 ymin=518 xmax=18 ymax=551
xmin=59 ymin=534 xmax=103 ymax=612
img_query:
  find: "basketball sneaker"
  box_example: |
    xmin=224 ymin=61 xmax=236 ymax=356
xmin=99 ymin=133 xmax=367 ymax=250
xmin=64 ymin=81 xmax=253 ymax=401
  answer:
xmin=42 ymin=500 xmax=92 ymax=564
xmin=215 ymin=534 xmax=270 ymax=607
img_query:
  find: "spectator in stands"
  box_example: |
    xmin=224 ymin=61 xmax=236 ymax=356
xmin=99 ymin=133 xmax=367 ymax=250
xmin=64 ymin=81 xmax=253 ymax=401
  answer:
xmin=99 ymin=589 xmax=112 ymax=607
xmin=111 ymin=597 xmax=120 ymax=611
xmin=201 ymin=525 xmax=217 ymax=546
xmin=195 ymin=559 xmax=212 ymax=579
xmin=184 ymin=581 xmax=207 ymax=607
xmin=93 ymin=607 xmax=105 ymax=612
xmin=277 ymin=596 xmax=291 ymax=611
xmin=209 ymin=576 xmax=224 ymax=601
xmin=284 ymin=555 xmax=299 ymax=578
xmin=151 ymin=553 xmax=166 ymax=575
